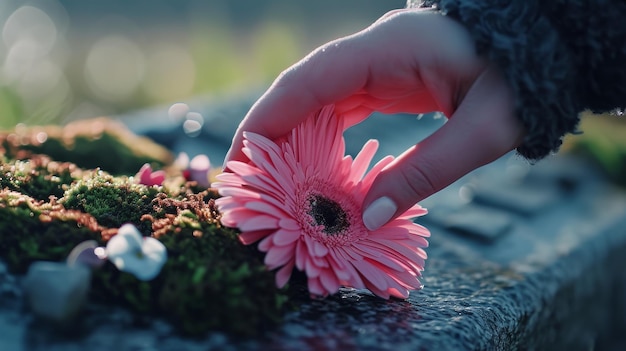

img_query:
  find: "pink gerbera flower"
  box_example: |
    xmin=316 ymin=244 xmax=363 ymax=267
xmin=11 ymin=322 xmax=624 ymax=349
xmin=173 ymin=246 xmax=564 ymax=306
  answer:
xmin=213 ymin=105 xmax=430 ymax=299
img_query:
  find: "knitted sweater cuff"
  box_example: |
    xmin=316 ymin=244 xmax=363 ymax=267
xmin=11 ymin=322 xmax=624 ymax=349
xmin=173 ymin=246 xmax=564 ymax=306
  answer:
xmin=410 ymin=0 xmax=626 ymax=160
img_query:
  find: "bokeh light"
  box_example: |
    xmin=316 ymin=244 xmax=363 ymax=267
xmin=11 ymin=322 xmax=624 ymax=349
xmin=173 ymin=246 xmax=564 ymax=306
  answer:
xmin=0 ymin=0 xmax=406 ymax=129
xmin=2 ymin=5 xmax=58 ymax=54
xmin=84 ymin=35 xmax=145 ymax=102
xmin=142 ymin=44 xmax=196 ymax=101
xmin=0 ymin=1 xmax=71 ymax=126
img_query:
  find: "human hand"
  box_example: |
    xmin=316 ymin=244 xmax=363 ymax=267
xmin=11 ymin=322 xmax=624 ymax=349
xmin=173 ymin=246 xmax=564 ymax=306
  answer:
xmin=224 ymin=8 xmax=525 ymax=231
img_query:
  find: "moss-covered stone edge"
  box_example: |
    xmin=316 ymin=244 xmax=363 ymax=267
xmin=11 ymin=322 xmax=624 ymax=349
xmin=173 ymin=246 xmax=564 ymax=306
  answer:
xmin=0 ymin=122 xmax=293 ymax=337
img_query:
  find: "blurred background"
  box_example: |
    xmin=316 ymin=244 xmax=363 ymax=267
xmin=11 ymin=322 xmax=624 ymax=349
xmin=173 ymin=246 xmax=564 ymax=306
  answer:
xmin=0 ymin=0 xmax=406 ymax=129
xmin=2 ymin=0 xmax=625 ymax=184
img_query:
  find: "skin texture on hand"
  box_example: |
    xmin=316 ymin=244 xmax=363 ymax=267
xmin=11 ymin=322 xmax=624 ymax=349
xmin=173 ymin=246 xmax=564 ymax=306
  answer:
xmin=224 ymin=8 xmax=526 ymax=230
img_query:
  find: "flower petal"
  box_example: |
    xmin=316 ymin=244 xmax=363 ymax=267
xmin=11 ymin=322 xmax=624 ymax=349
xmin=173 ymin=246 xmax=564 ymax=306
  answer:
xmin=239 ymin=229 xmax=273 ymax=245
xmin=351 ymin=259 xmax=389 ymax=292
xmin=238 ymin=214 xmax=279 ymax=231
xmin=350 ymin=139 xmax=378 ymax=182
xmin=265 ymin=243 xmax=296 ymax=269
xmin=275 ymin=259 xmax=295 ymax=288
xmin=319 ymin=269 xmax=341 ymax=295
xmin=106 ymin=223 xmax=142 ymax=257
xmin=272 ymin=229 xmax=301 ymax=246
xmin=245 ymin=201 xmax=289 ymax=219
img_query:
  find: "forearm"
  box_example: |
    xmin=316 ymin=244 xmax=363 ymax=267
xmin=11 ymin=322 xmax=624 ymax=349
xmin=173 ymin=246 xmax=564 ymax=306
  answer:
xmin=409 ymin=0 xmax=626 ymax=160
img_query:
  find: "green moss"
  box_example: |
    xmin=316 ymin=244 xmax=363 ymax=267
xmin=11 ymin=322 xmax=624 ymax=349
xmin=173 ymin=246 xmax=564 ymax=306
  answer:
xmin=0 ymin=190 xmax=103 ymax=273
xmin=60 ymin=172 xmax=159 ymax=230
xmin=0 ymin=144 xmax=291 ymax=336
xmin=0 ymin=155 xmax=78 ymax=201
xmin=0 ymin=118 xmax=172 ymax=175
xmin=155 ymin=218 xmax=285 ymax=336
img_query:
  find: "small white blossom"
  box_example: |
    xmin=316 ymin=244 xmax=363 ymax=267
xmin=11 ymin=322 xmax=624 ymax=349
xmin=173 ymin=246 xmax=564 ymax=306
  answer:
xmin=106 ymin=223 xmax=167 ymax=281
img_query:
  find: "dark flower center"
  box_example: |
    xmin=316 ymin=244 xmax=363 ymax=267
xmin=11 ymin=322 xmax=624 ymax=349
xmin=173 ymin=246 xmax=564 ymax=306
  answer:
xmin=308 ymin=194 xmax=349 ymax=235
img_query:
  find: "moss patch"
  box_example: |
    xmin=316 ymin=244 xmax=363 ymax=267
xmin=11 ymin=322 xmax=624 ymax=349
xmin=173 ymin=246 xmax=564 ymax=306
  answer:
xmin=0 ymin=117 xmax=172 ymax=175
xmin=0 ymin=119 xmax=291 ymax=336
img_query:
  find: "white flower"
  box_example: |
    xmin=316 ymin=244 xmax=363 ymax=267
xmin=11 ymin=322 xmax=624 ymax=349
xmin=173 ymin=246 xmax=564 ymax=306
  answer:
xmin=106 ymin=223 xmax=167 ymax=281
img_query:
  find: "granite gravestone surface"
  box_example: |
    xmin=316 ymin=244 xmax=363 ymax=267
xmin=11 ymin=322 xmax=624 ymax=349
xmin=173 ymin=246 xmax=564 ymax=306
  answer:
xmin=1 ymin=94 xmax=625 ymax=350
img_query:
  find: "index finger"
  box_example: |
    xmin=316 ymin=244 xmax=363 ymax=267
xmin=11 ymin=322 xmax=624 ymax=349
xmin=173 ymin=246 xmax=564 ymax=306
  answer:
xmin=223 ymin=34 xmax=371 ymax=166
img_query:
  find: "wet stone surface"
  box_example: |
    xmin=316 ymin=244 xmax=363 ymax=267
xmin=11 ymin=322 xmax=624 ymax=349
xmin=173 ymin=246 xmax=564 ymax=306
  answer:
xmin=2 ymin=95 xmax=626 ymax=350
xmin=424 ymin=205 xmax=513 ymax=243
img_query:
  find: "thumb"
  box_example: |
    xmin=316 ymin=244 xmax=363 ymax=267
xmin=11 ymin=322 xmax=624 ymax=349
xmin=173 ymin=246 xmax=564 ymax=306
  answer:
xmin=361 ymin=66 xmax=525 ymax=231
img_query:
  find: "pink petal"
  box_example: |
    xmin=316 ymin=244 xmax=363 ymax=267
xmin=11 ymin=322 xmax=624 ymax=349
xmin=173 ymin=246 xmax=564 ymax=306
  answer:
xmin=243 ymin=132 xmax=284 ymax=160
xmin=360 ymin=155 xmax=394 ymax=190
xmin=279 ymin=218 xmax=300 ymax=231
xmin=358 ymin=248 xmax=406 ymax=273
xmin=340 ymin=258 xmax=365 ymax=289
xmin=319 ymin=269 xmax=341 ymax=294
xmin=150 ymin=171 xmax=166 ymax=186
xmin=307 ymin=277 xmax=326 ymax=296
xmin=350 ymin=139 xmax=379 ymax=181
xmin=303 ymin=235 xmax=317 ymax=258
xmin=388 ymin=287 xmax=410 ymax=299
xmin=367 ymin=226 xmax=410 ymax=240
xmin=258 ymin=235 xmax=274 ymax=252
xmin=136 ymin=163 xmax=151 ymax=180
xmin=218 ymin=187 xmax=261 ymax=199
xmin=395 ymin=220 xmax=431 ymax=238
xmin=351 ymin=259 xmax=389 ymax=292
xmin=312 ymin=240 xmax=329 ymax=257
xmin=283 ymin=149 xmax=306 ymax=182
xmin=239 ymin=229 xmax=272 ymax=245
xmin=226 ymin=160 xmax=262 ymax=178
xmin=351 ymin=242 xmax=383 ymax=259
xmin=304 ymin=256 xmax=322 ymax=278
xmin=310 ymin=254 xmax=329 ymax=268
xmin=245 ymin=201 xmax=289 ymax=218
xmin=369 ymin=241 xmax=425 ymax=272
xmin=265 ymin=243 xmax=296 ymax=269
xmin=338 ymin=245 xmax=363 ymax=261
xmin=326 ymin=247 xmax=348 ymax=269
xmin=272 ymin=229 xmax=301 ymax=246
xmin=255 ymin=158 xmax=295 ymax=194
xmin=220 ymin=207 xmax=260 ymax=226
xmin=366 ymin=284 xmax=391 ymax=299
xmin=397 ymin=204 xmax=428 ymax=219
xmin=238 ymin=214 xmax=279 ymax=231
xmin=241 ymin=174 xmax=286 ymax=199
xmin=376 ymin=238 xmax=428 ymax=263
xmin=214 ymin=170 xmax=243 ymax=183
xmin=295 ymin=240 xmax=307 ymax=271
xmin=275 ymin=259 xmax=295 ymax=288
xmin=385 ymin=268 xmax=422 ymax=289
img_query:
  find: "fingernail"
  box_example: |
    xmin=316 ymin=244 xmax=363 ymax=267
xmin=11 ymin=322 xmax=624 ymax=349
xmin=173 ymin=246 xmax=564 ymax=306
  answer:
xmin=362 ymin=197 xmax=397 ymax=231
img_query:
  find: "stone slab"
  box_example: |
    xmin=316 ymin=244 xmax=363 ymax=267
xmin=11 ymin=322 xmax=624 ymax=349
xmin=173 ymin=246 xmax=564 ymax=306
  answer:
xmin=2 ymin=95 xmax=626 ymax=350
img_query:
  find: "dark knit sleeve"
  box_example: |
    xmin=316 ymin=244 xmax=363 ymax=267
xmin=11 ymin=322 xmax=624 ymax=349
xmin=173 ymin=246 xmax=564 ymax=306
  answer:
xmin=408 ymin=0 xmax=626 ymax=160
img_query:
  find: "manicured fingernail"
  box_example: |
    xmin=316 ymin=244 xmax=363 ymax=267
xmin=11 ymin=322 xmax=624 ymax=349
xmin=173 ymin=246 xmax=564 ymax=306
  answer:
xmin=362 ymin=197 xmax=397 ymax=231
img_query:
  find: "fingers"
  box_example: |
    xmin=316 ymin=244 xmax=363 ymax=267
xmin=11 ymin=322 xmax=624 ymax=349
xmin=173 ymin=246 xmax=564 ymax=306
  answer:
xmin=224 ymin=8 xmax=445 ymax=167
xmin=224 ymin=34 xmax=372 ymax=166
xmin=362 ymin=65 xmax=525 ymax=231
